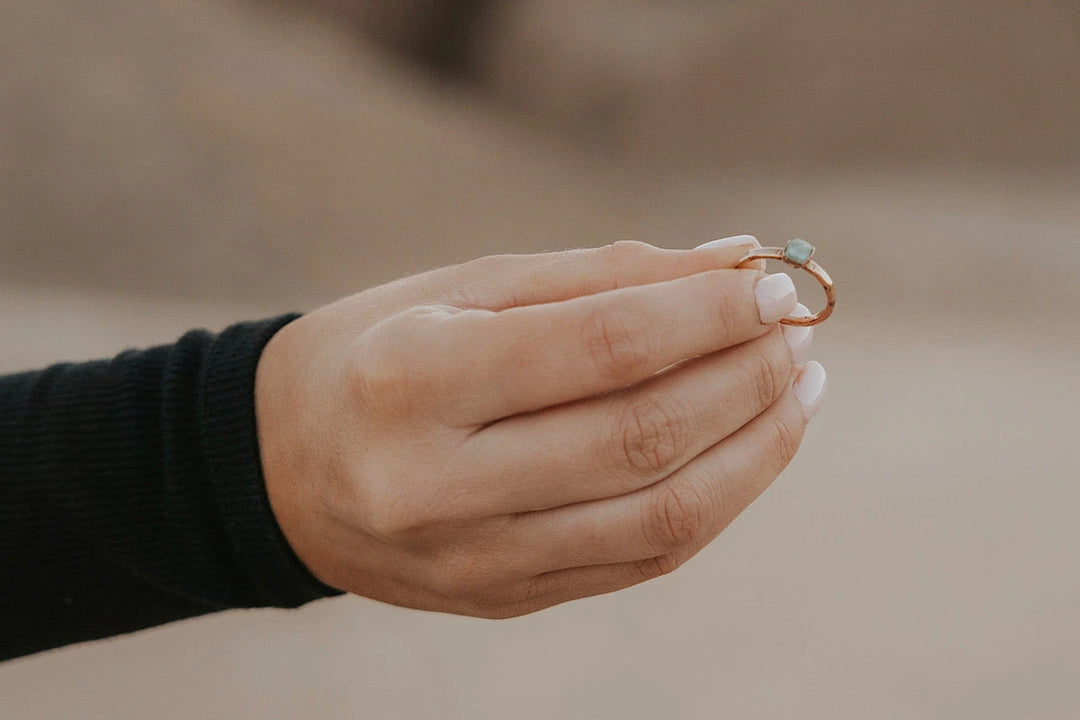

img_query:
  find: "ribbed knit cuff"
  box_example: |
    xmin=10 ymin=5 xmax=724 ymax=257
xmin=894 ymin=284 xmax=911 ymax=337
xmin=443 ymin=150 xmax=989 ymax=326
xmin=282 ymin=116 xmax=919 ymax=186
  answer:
xmin=198 ymin=314 xmax=344 ymax=608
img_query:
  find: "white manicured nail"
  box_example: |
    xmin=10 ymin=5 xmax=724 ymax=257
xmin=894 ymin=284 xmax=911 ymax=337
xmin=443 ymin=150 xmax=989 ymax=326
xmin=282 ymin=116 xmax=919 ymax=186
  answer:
xmin=755 ymin=273 xmax=797 ymax=324
xmin=794 ymin=361 xmax=828 ymax=420
xmin=782 ymin=303 xmax=814 ymax=362
xmin=694 ymin=235 xmax=759 ymax=250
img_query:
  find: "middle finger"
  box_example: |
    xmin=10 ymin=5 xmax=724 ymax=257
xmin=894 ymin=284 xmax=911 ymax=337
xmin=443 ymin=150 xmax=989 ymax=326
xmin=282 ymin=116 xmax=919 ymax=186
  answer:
xmin=458 ymin=322 xmax=810 ymax=516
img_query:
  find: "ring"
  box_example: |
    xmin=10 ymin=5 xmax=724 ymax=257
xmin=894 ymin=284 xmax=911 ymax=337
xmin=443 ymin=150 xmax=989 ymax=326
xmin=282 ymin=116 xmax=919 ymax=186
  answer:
xmin=737 ymin=239 xmax=836 ymax=327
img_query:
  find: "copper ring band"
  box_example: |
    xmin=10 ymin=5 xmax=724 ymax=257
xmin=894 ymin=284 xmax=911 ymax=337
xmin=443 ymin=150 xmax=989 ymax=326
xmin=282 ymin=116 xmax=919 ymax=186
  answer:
xmin=737 ymin=242 xmax=836 ymax=327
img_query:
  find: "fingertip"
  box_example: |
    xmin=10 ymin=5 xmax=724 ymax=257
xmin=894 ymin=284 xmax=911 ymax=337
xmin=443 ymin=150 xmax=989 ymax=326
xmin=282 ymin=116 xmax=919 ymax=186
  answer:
xmin=755 ymin=273 xmax=798 ymax=325
xmin=781 ymin=304 xmax=814 ymax=362
xmin=793 ymin=361 xmax=828 ymax=420
xmin=692 ymin=235 xmax=764 ymax=271
xmin=694 ymin=235 xmax=760 ymax=250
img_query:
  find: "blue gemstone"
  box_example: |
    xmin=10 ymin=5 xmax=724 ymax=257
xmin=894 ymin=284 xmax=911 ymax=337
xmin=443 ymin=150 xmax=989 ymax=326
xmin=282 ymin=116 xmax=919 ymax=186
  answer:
xmin=784 ymin=239 xmax=814 ymax=266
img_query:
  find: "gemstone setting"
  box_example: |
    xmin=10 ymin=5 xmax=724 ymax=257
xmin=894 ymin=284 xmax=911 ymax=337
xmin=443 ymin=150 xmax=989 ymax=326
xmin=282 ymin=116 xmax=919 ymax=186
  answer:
xmin=783 ymin=239 xmax=814 ymax=266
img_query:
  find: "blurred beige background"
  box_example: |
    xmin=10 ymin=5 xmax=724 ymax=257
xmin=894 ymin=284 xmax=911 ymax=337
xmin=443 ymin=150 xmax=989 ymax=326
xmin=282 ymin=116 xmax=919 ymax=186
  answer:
xmin=1 ymin=1 xmax=1079 ymax=717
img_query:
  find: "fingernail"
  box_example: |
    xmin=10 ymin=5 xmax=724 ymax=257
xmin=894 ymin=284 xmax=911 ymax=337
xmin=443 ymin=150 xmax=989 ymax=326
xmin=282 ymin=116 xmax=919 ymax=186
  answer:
xmin=755 ymin=273 xmax=797 ymax=324
xmin=695 ymin=235 xmax=760 ymax=250
xmin=782 ymin=303 xmax=814 ymax=362
xmin=793 ymin=361 xmax=828 ymax=420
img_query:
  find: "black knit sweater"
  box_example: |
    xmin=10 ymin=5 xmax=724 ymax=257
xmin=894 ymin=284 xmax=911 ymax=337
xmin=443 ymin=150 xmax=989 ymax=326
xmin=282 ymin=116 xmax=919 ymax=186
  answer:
xmin=0 ymin=315 xmax=342 ymax=661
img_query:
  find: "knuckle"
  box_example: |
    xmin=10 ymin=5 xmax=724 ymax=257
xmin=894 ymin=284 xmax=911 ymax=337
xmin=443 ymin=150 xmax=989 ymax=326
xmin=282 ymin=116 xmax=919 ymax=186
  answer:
xmin=458 ymin=592 xmax=533 ymax=619
xmin=462 ymin=253 xmax=509 ymax=276
xmin=601 ymin=240 xmax=656 ymax=291
xmin=708 ymin=284 xmax=739 ymax=346
xmin=609 ymin=239 xmax=654 ymax=263
xmin=430 ymin=547 xmax=504 ymax=601
xmin=481 ymin=578 xmax=542 ymax=617
xmin=364 ymin=499 xmax=421 ymax=540
xmin=635 ymin=553 xmax=685 ymax=581
xmin=745 ymin=346 xmax=789 ymax=410
xmin=346 ymin=335 xmax=403 ymax=415
xmin=583 ymin=305 xmax=655 ymax=383
xmin=361 ymin=473 xmax=443 ymax=541
xmin=347 ymin=307 xmax=454 ymax=417
xmin=465 ymin=603 xmax=523 ymax=620
xmin=647 ymin=481 xmax=709 ymax=550
xmin=431 ymin=555 xmax=480 ymax=599
xmin=766 ymin=413 xmax=804 ymax=467
xmin=617 ymin=394 xmax=691 ymax=478
xmin=450 ymin=255 xmax=519 ymax=307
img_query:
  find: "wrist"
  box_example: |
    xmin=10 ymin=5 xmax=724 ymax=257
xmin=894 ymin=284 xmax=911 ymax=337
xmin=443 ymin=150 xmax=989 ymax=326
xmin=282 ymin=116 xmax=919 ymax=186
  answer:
xmin=254 ymin=315 xmax=348 ymax=594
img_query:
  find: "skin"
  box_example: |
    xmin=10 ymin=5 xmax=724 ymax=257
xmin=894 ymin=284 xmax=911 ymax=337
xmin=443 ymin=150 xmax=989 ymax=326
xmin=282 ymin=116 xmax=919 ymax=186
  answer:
xmin=254 ymin=240 xmax=821 ymax=619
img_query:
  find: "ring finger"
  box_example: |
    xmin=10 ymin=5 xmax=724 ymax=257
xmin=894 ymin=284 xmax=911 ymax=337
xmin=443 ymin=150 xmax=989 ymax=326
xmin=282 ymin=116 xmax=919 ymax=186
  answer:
xmin=500 ymin=364 xmax=825 ymax=577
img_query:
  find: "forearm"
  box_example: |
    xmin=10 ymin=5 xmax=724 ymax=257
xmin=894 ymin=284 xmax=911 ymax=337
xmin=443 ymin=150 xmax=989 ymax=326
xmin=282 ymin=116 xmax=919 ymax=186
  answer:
xmin=0 ymin=315 xmax=339 ymax=661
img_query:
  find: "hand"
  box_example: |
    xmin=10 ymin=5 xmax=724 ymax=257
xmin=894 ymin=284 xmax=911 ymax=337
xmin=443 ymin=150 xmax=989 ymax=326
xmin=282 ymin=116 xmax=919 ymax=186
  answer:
xmin=254 ymin=239 xmax=828 ymax=618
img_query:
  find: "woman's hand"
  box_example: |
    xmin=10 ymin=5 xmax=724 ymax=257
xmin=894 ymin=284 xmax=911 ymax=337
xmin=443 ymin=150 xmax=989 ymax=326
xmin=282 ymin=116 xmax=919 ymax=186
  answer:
xmin=254 ymin=239 xmax=827 ymax=618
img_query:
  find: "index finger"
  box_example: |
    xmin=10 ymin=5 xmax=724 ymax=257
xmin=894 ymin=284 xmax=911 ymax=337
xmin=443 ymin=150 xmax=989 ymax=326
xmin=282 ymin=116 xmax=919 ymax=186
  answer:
xmin=369 ymin=238 xmax=763 ymax=317
xmin=444 ymin=268 xmax=797 ymax=424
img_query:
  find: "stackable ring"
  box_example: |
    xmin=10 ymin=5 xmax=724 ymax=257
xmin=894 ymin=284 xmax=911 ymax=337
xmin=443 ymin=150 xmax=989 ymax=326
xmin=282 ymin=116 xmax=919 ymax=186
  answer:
xmin=737 ymin=239 xmax=836 ymax=327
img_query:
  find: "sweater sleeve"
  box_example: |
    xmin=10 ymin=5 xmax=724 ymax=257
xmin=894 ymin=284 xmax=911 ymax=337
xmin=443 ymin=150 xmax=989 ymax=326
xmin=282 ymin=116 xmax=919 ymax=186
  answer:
xmin=0 ymin=314 xmax=343 ymax=661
